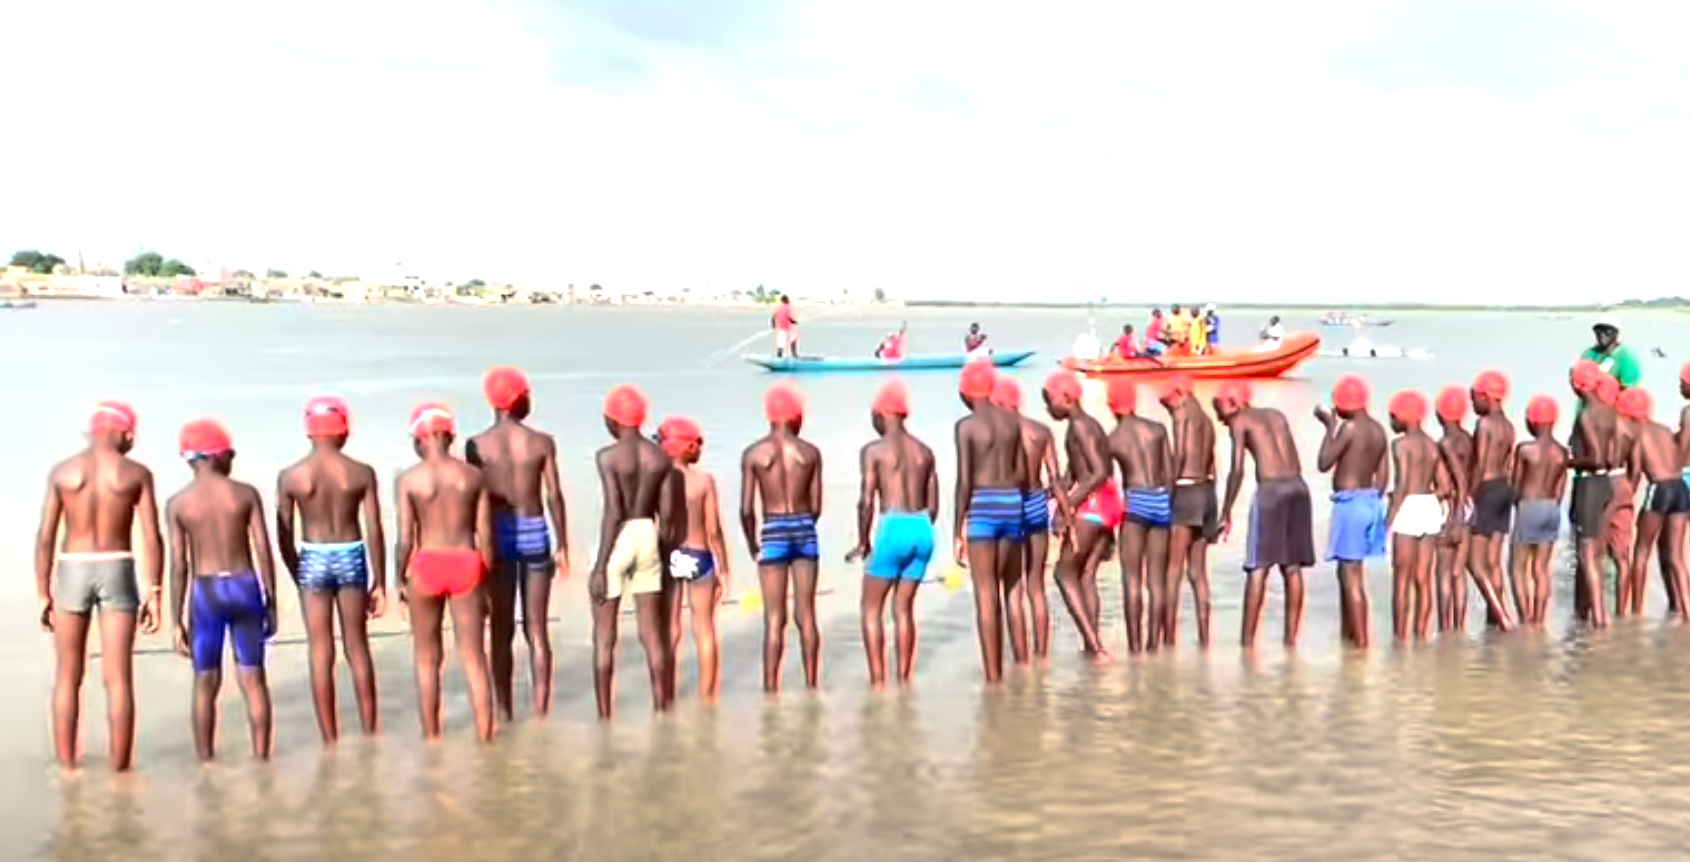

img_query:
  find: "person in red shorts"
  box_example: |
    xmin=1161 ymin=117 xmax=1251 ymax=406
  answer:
xmin=395 ymin=403 xmax=496 ymax=742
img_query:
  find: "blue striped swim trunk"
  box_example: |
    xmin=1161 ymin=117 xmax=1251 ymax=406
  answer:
xmin=760 ymin=513 xmax=820 ymax=565
xmin=1124 ymin=486 xmax=1171 ymax=528
xmin=298 ymin=541 xmax=369 ymax=592
xmin=967 ymin=487 xmax=1025 ymax=543
xmin=494 ymin=513 xmax=551 ymax=564
xmin=1022 ymin=488 xmax=1051 ymax=534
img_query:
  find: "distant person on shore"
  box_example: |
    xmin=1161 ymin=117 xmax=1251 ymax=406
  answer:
xmin=1105 ymin=378 xmax=1172 ymax=653
xmin=1043 ymin=370 xmax=1115 ymax=660
xmin=848 ymin=381 xmax=938 ymax=689
xmin=991 ymin=375 xmax=1061 ymax=660
xmin=276 ymin=396 xmax=386 ymax=744
xmin=1315 ymin=375 xmax=1388 ymax=650
xmin=1214 ymin=381 xmax=1315 ymax=649
xmin=771 ymin=295 xmax=799 ymax=358
xmin=1582 ymin=315 xmax=1640 ymax=389
xmin=589 ymin=386 xmax=674 ymax=716
xmin=657 ymin=416 xmax=729 ymax=702
xmin=36 ymin=402 xmax=162 ymax=772
xmin=874 ymin=323 xmax=907 ymax=361
xmin=1257 ymin=316 xmax=1285 ymax=350
xmin=1433 ymin=386 xmax=1473 ymax=632
xmin=1619 ymin=388 xmax=1689 ymax=617
xmin=466 ymin=367 xmax=568 ymax=722
xmin=168 ymin=420 xmax=279 ymax=761
xmin=1510 ymin=396 xmax=1568 ymax=626
xmin=1161 ymin=376 xmax=1219 ymax=649
xmin=956 ymin=361 xmax=1035 ymax=677
xmin=1465 ymin=372 xmax=1519 ymax=632
xmin=1143 ymin=309 xmax=1167 ymax=357
xmin=395 ymin=405 xmax=496 ymax=740
xmin=741 ymin=384 xmax=824 ymax=693
xmin=965 ymin=322 xmax=989 ymax=358
xmin=1384 ymin=391 xmax=1442 ymax=643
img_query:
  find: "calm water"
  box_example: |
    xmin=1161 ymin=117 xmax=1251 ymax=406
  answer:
xmin=5 ymin=301 xmax=1690 ymax=861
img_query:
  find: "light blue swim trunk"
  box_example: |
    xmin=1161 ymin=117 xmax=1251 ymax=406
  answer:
xmin=866 ymin=511 xmax=935 ymax=581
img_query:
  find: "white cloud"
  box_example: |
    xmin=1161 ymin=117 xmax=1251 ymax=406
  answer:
xmin=1 ymin=0 xmax=1685 ymax=303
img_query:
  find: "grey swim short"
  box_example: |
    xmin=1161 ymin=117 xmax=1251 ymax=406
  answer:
xmin=56 ymin=554 xmax=141 ymax=614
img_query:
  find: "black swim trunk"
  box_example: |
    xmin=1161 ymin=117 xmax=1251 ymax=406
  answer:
xmin=1569 ymin=473 xmax=1615 ymax=540
xmin=1644 ymin=476 xmax=1690 ymax=516
xmin=1243 ymin=476 xmax=1316 ymax=572
xmin=1468 ymin=478 xmax=1514 ymax=538
xmin=1171 ymin=480 xmax=1219 ymax=543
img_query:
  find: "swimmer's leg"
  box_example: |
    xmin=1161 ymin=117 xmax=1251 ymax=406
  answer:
xmin=1025 ymin=529 xmax=1052 ymax=658
xmin=1506 ymin=538 xmax=1530 ymax=629
xmin=449 ymin=584 xmax=495 ymax=740
xmin=1574 ymin=534 xmax=1606 ymax=628
xmin=1467 ymin=536 xmax=1518 ymax=632
xmin=51 ymin=609 xmax=91 ymax=770
xmin=409 ymin=592 xmax=447 ymax=738
xmin=1165 ymin=526 xmax=1191 ymax=647
xmin=1082 ymin=527 xmax=1111 ymax=632
xmin=1412 ymin=535 xmax=1436 ymax=641
xmin=1118 ymin=521 xmax=1148 ymax=653
xmin=860 ymin=573 xmax=893 ymax=689
xmin=301 ymin=588 xmax=340 ymax=744
xmin=1391 ymin=534 xmax=1413 ymax=645
xmin=521 ymin=564 xmax=556 ymax=717
xmin=1051 ymin=528 xmax=1108 ymax=657
xmin=1337 ymin=560 xmax=1368 ymax=649
xmin=633 ymin=590 xmax=673 ymax=712
xmin=965 ymin=537 xmax=1006 ymax=680
xmin=230 ymin=615 xmax=273 ymax=760
xmin=1145 ymin=526 xmax=1170 ymax=649
xmin=1280 ymin=566 xmax=1306 ymax=648
xmin=665 ymin=574 xmax=685 ymax=701
xmin=485 ymin=566 xmax=519 ymax=722
xmin=1240 ymin=569 xmax=1267 ymax=649
xmin=690 ymin=577 xmax=722 ymax=701
xmin=1187 ymin=531 xmax=1213 ymax=649
xmin=334 ymin=587 xmax=378 ymax=735
xmin=1663 ymin=512 xmax=1690 ymax=618
xmin=1632 ymin=510 xmax=1663 ymax=618
xmin=95 ymin=607 xmax=138 ymax=771
xmin=792 ymin=558 xmax=821 ymax=690
xmin=997 ymin=537 xmax=1028 ymax=666
xmin=758 ymin=563 xmax=791 ymax=694
xmin=192 ymin=664 xmax=222 ymax=762
xmin=591 ymin=595 xmax=621 ymax=720
xmin=892 ymin=578 xmax=921 ymax=684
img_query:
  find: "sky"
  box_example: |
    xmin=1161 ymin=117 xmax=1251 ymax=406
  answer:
xmin=3 ymin=0 xmax=1687 ymax=304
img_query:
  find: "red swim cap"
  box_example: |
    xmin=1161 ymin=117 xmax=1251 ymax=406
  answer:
xmin=1332 ymin=374 xmax=1369 ymax=412
xmin=990 ymin=376 xmax=1021 ymax=409
xmin=1157 ymin=374 xmax=1192 ymax=406
xmin=483 ymin=366 xmax=530 ymax=411
xmin=304 ymin=395 xmax=350 ymax=437
xmin=657 ymin=416 xmax=702 ymax=457
xmin=1435 ymin=386 xmax=1467 ymax=423
xmin=959 ymin=359 xmax=996 ymax=399
xmin=1569 ymin=360 xmax=1602 ymax=394
xmin=1617 ymin=387 xmax=1651 ymax=421
xmin=1472 ymin=370 xmax=1509 ymax=401
xmin=179 ymin=418 xmax=233 ymax=458
xmin=408 ymin=403 xmax=456 ymax=438
xmin=872 ymin=380 xmax=909 ymax=417
xmin=603 ymin=384 xmax=648 ymax=428
xmin=1524 ymin=395 xmax=1559 ymax=427
xmin=1388 ymin=390 xmax=1426 ymax=425
xmin=1596 ymin=375 xmax=1619 ymax=405
xmin=89 ymin=401 xmax=137 ymax=435
xmin=1216 ymin=380 xmax=1252 ymax=407
xmin=1043 ymin=370 xmax=1082 ymax=404
xmin=1106 ymin=377 xmax=1137 ymax=416
xmin=765 ymin=384 xmax=804 ymax=425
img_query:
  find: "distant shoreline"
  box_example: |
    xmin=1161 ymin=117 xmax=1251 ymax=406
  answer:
xmin=905 ymin=300 xmax=1687 ymax=313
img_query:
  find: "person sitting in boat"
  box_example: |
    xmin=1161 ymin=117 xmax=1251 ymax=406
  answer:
xmin=1143 ymin=310 xmax=1167 ymax=357
xmin=1112 ymin=325 xmax=1143 ymax=359
xmin=875 ymin=324 xmax=907 ymax=361
xmin=1256 ymin=316 xmax=1285 ymax=351
xmin=964 ymin=323 xmax=990 ymax=358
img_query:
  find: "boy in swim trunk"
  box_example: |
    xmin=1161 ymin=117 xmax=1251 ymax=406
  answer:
xmin=276 ymin=395 xmax=386 ymax=744
xmin=36 ymin=401 xmax=163 ymax=772
xmin=1620 ymin=388 xmax=1690 ymax=618
xmin=1433 ymin=386 xmax=1474 ymax=633
xmin=167 ymin=419 xmax=279 ymax=761
xmin=1386 ymin=391 xmax=1444 ymax=643
xmin=1104 ymin=377 xmax=1173 ymax=653
xmin=1041 ymin=370 xmax=1113 ymax=660
xmin=1567 ymin=361 xmax=1619 ymax=626
xmin=1510 ymin=396 xmax=1569 ymax=627
xmin=1466 ymin=371 xmax=1519 ymax=632
xmin=991 ymin=376 xmax=1062 ymax=661
xmin=956 ymin=362 xmax=1035 ymax=677
xmin=741 ymin=384 xmax=825 ymax=692
xmin=1316 ymin=375 xmax=1388 ymax=649
xmin=849 ymin=381 xmax=939 ymax=688
xmin=395 ymin=404 xmax=497 ymax=741
xmin=657 ymin=416 xmax=730 ymax=702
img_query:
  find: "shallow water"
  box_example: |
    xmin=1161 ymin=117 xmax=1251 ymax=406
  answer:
xmin=5 ymin=302 xmax=1690 ymax=860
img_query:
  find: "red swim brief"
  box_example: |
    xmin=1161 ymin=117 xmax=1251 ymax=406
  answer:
xmin=1076 ymin=478 xmax=1124 ymax=530
xmin=410 ymin=548 xmax=485 ymax=599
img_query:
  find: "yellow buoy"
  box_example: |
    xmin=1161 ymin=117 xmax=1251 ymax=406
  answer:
xmin=740 ymin=590 xmax=764 ymax=613
xmin=943 ymin=567 xmax=967 ymax=591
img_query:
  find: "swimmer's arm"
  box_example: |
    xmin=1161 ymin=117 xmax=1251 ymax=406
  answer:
xmin=1386 ymin=439 xmax=1406 ymax=526
xmin=540 ymin=437 xmax=568 ymax=561
xmin=274 ymin=473 xmax=299 ymax=581
xmin=33 ymin=473 xmax=62 ymax=602
xmin=953 ymin=421 xmax=973 ymax=542
xmin=1220 ymin=424 xmax=1247 ymax=521
xmin=1436 ymin=441 xmax=1468 ymax=503
xmin=1315 ymin=419 xmax=1347 ymax=473
xmin=658 ymin=461 xmax=682 ymax=555
xmin=476 ymin=485 xmax=495 ymax=575
xmin=1157 ymin=429 xmax=1175 ymax=488
xmin=1063 ymin=425 xmax=1107 ymax=510
xmin=739 ymin=449 xmax=760 ymax=553
xmin=925 ymin=455 xmax=941 ymax=523
xmin=361 ymin=467 xmax=387 ymax=591
xmin=1551 ymin=445 xmax=1570 ymax=500
xmin=1568 ymin=415 xmax=1598 ymax=472
xmin=1468 ymin=422 xmax=1491 ymax=493
xmin=1678 ymin=406 xmax=1690 ymax=465
xmin=1509 ymin=444 xmax=1528 ymax=495
xmin=136 ymin=470 xmax=164 ymax=593
xmin=855 ymin=446 xmax=878 ymax=552
xmin=809 ymin=447 xmax=824 ymax=516
xmin=593 ymin=452 xmax=623 ymax=577
xmin=394 ymin=476 xmax=415 ymax=594
xmin=247 ymin=487 xmax=278 ymax=600
xmin=167 ymin=500 xmax=189 ymax=631
xmin=1624 ymin=432 xmax=1642 ymax=489
xmin=702 ymin=475 xmax=730 ymax=577
xmin=1041 ymin=436 xmax=1063 ymax=515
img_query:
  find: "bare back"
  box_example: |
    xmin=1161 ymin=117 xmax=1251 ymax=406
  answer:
xmin=1635 ymin=420 xmax=1679 ymax=483
xmin=398 ymin=458 xmax=487 ymax=551
xmin=1016 ymin=418 xmax=1058 ymax=493
xmin=169 ymin=476 xmax=265 ymax=576
xmin=1472 ymin=412 xmax=1516 ymax=485
xmin=957 ymin=406 xmax=1027 ymax=489
xmin=1233 ymin=407 xmax=1302 ymax=481
xmin=1109 ymin=415 xmax=1173 ymax=489
xmin=467 ymin=422 xmax=556 ymax=516
xmin=742 ymin=433 xmax=822 ymax=516
xmin=1436 ymin=425 xmax=1473 ymax=502
xmin=1170 ymin=398 xmax=1217 ymax=481
xmin=1570 ymin=403 xmax=1618 ymax=471
xmin=1513 ymin=438 xmax=1569 ymax=501
xmin=278 ymin=451 xmax=376 ymax=543
xmin=1324 ymin=414 xmax=1388 ymax=492
xmin=672 ymin=465 xmax=721 ymax=548
xmin=49 ymin=449 xmax=154 ymax=554
xmin=1392 ymin=431 xmax=1441 ymax=496
xmin=601 ymin=437 xmax=673 ymax=523
xmin=863 ymin=432 xmax=938 ymax=514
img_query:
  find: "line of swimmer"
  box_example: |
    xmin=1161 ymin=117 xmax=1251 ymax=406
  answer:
xmin=37 ymin=358 xmax=1690 ymax=772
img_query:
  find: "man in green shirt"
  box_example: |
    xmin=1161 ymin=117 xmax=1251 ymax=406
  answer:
xmin=1581 ymin=314 xmax=1641 ymax=389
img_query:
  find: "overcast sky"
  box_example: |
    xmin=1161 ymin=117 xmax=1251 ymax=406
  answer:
xmin=4 ymin=0 xmax=1687 ymax=303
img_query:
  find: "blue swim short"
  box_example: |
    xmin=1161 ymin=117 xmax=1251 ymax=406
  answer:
xmin=759 ymin=513 xmax=820 ymax=565
xmin=866 ymin=511 xmax=935 ymax=581
xmin=190 ymin=572 xmax=270 ymax=674
xmin=297 ymin=541 xmax=369 ymax=592
xmin=1327 ymin=488 xmax=1388 ymax=563
xmin=668 ymin=547 xmax=717 ymax=580
xmin=966 ymin=487 xmax=1025 ymax=543
xmin=1124 ymin=486 xmax=1172 ymax=528
xmin=1022 ymin=488 xmax=1051 ymax=534
xmin=494 ymin=513 xmax=552 ymax=565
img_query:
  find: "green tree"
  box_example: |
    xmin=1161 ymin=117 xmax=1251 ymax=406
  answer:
xmin=9 ymin=250 xmax=65 ymax=274
xmin=265 ymin=268 xmax=287 ymax=279
xmin=307 ymin=270 xmax=323 ymax=279
xmin=124 ymin=251 xmax=196 ymax=278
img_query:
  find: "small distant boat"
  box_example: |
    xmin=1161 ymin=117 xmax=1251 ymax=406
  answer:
xmin=744 ymin=350 xmax=1035 ymax=374
xmin=1063 ymin=332 xmax=1321 ymax=379
xmin=1318 ymin=344 xmax=1434 ymax=361
xmin=0 ymin=299 xmax=38 ymax=310
xmin=1319 ymin=311 xmax=1393 ymax=328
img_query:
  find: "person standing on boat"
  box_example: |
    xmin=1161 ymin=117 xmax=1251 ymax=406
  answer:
xmin=1185 ymin=305 xmax=1209 ymax=356
xmin=1143 ymin=310 xmax=1167 ymax=357
xmin=1204 ymin=304 xmax=1221 ymax=352
xmin=771 ymin=295 xmax=799 ymax=359
xmin=964 ymin=323 xmax=989 ymax=358
xmin=1581 ymin=315 xmax=1640 ymax=390
xmin=1257 ymin=316 xmax=1285 ymax=350
xmin=874 ymin=324 xmax=906 ymax=361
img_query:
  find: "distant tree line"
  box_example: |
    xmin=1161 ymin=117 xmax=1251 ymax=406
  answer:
xmin=9 ymin=249 xmax=66 ymax=274
xmin=124 ymin=251 xmax=196 ymax=278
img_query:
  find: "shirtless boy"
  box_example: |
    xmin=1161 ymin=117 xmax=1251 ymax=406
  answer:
xmin=1160 ymin=376 xmax=1219 ymax=648
xmin=956 ymin=361 xmax=1035 ymax=678
xmin=991 ymin=376 xmax=1061 ymax=660
xmin=741 ymin=384 xmax=824 ymax=692
xmin=466 ymin=366 xmax=569 ymax=720
xmin=1385 ymin=391 xmax=1444 ymax=643
xmin=1567 ymin=361 xmax=1619 ymax=627
xmin=657 ymin=416 xmax=730 ymax=701
xmin=1433 ymin=387 xmax=1474 ymax=632
xmin=1602 ymin=376 xmax=1640 ymax=615
xmin=1510 ymin=396 xmax=1569 ymax=626
xmin=848 ymin=381 xmax=939 ymax=688
xmin=276 ymin=395 xmax=385 ymax=744
xmin=1315 ymin=375 xmax=1389 ymax=649
xmin=1465 ymin=371 xmax=1519 ymax=632
xmin=36 ymin=402 xmax=162 ymax=771
xmin=1620 ymin=388 xmax=1690 ymax=617
xmin=168 ymin=420 xmax=279 ymax=761
xmin=1041 ymin=370 xmax=1115 ymax=660
xmin=591 ymin=386 xmax=675 ymax=715
xmin=1105 ymin=378 xmax=1173 ymax=653
xmin=395 ymin=404 xmax=496 ymax=741
xmin=1214 ymin=381 xmax=1315 ymax=649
